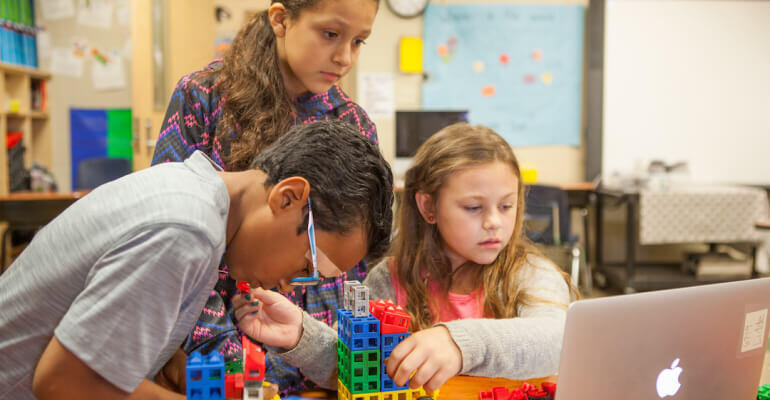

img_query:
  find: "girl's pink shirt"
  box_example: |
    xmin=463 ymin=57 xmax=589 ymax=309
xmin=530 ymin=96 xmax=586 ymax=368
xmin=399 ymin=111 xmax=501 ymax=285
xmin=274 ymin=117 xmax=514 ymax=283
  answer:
xmin=388 ymin=260 xmax=485 ymax=323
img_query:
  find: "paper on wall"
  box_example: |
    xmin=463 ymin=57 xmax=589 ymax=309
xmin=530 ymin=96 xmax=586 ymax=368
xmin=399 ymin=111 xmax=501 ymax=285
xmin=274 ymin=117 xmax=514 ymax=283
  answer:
xmin=50 ymin=47 xmax=84 ymax=78
xmin=115 ymin=0 xmax=130 ymax=26
xmin=357 ymin=73 xmax=395 ymax=120
xmin=77 ymin=0 xmax=114 ymax=29
xmin=37 ymin=29 xmax=52 ymax=60
xmin=92 ymin=53 xmax=126 ymax=91
xmin=41 ymin=0 xmax=75 ymax=20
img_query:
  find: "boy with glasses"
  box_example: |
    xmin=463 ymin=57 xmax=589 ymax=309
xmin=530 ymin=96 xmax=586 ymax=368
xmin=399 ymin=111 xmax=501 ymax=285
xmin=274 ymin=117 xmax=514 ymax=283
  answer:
xmin=0 ymin=120 xmax=393 ymax=400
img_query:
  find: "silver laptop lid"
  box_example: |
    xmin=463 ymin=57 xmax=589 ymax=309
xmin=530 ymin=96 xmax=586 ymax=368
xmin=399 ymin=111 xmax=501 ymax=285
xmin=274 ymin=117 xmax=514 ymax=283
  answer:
xmin=557 ymin=277 xmax=770 ymax=399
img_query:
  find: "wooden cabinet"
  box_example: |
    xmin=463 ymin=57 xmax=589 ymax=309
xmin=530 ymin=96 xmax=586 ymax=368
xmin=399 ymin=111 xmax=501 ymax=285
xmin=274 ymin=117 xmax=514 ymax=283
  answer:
xmin=0 ymin=62 xmax=51 ymax=196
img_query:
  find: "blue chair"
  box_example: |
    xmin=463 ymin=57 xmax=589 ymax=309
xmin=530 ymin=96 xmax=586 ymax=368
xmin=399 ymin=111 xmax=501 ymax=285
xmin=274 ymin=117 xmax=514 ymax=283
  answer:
xmin=524 ymin=184 xmax=590 ymax=294
xmin=76 ymin=157 xmax=132 ymax=190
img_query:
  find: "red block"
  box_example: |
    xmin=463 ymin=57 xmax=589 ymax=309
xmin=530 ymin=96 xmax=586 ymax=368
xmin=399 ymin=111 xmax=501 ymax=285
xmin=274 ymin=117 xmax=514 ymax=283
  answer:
xmin=541 ymin=382 xmax=556 ymax=396
xmin=381 ymin=305 xmax=411 ymax=334
xmin=242 ymin=337 xmax=265 ymax=383
xmin=225 ymin=373 xmax=244 ymax=399
xmin=506 ymin=390 xmax=527 ymax=400
xmin=491 ymin=386 xmax=509 ymax=400
xmin=369 ymin=299 xmax=394 ymax=320
xmin=527 ymin=389 xmax=550 ymax=400
xmin=236 ymin=280 xmax=251 ymax=294
xmin=479 ymin=390 xmax=494 ymax=400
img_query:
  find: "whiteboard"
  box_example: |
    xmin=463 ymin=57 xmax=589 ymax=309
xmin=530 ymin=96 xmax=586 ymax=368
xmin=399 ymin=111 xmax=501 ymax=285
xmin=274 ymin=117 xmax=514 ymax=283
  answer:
xmin=602 ymin=0 xmax=770 ymax=186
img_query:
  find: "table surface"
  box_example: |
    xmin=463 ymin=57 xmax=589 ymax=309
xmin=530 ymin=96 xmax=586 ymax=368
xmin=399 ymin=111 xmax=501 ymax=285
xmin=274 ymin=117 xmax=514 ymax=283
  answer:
xmin=296 ymin=376 xmax=557 ymax=400
xmin=0 ymin=191 xmax=88 ymax=201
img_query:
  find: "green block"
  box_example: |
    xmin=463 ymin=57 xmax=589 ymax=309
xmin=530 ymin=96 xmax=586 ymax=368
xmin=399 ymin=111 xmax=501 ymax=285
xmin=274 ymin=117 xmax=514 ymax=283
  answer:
xmin=106 ymin=109 xmax=133 ymax=161
xmin=225 ymin=360 xmax=243 ymax=375
xmin=758 ymin=384 xmax=770 ymax=400
xmin=337 ymin=340 xmax=380 ymax=394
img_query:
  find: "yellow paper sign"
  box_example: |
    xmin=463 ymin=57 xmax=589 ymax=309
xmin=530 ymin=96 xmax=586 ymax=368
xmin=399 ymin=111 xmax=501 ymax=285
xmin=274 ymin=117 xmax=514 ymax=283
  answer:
xmin=399 ymin=37 xmax=423 ymax=74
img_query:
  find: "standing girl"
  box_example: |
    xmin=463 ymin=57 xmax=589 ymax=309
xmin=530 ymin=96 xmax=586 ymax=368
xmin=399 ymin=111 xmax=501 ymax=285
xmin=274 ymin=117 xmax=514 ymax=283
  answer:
xmin=151 ymin=0 xmax=380 ymax=394
xmin=235 ymin=123 xmax=577 ymax=392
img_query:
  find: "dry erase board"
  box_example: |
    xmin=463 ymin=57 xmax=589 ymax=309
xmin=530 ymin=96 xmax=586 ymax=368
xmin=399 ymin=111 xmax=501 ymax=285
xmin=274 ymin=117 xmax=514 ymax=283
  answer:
xmin=603 ymin=0 xmax=770 ymax=186
xmin=422 ymin=3 xmax=585 ymax=147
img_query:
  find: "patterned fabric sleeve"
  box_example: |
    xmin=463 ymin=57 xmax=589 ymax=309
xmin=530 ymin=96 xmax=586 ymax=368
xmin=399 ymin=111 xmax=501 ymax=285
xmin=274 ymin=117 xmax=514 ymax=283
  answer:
xmin=152 ymin=69 xmax=226 ymax=167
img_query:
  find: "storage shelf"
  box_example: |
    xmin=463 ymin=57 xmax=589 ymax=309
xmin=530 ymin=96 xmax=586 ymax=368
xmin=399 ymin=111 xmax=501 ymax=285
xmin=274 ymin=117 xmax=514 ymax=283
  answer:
xmin=1 ymin=111 xmax=49 ymax=120
xmin=0 ymin=63 xmax=51 ymax=80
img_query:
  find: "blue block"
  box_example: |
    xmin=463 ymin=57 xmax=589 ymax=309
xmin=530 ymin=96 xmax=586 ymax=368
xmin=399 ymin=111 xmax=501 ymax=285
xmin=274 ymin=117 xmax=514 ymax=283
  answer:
xmin=186 ymin=350 xmax=225 ymax=400
xmin=338 ymin=309 xmax=380 ymax=351
xmin=380 ymin=349 xmax=409 ymax=392
xmin=381 ymin=332 xmax=409 ymax=353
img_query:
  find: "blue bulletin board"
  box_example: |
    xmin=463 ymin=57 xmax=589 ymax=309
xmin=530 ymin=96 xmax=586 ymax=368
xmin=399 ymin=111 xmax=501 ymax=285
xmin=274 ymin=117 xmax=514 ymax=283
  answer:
xmin=422 ymin=3 xmax=585 ymax=147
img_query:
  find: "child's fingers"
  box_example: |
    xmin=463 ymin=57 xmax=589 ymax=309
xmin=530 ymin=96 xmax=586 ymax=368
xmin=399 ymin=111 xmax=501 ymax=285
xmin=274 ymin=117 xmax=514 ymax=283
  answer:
xmin=422 ymin=366 xmax=454 ymax=393
xmin=392 ymin=348 xmax=425 ymax=387
xmin=385 ymin=337 xmax=415 ymax=378
xmin=407 ymin=360 xmax=434 ymax=389
xmin=234 ymin=299 xmax=261 ymax=322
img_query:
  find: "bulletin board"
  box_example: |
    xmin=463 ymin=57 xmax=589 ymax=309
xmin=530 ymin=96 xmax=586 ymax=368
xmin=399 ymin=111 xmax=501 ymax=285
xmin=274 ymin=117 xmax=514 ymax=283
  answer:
xmin=422 ymin=3 xmax=585 ymax=147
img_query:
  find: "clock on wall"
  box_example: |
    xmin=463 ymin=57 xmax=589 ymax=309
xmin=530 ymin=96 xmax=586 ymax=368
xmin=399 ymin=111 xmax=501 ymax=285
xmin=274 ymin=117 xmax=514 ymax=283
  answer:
xmin=387 ymin=0 xmax=429 ymax=19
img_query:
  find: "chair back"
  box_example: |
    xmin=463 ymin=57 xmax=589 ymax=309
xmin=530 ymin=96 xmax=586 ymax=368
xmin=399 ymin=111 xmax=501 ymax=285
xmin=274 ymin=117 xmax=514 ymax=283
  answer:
xmin=524 ymin=184 xmax=570 ymax=245
xmin=76 ymin=157 xmax=132 ymax=190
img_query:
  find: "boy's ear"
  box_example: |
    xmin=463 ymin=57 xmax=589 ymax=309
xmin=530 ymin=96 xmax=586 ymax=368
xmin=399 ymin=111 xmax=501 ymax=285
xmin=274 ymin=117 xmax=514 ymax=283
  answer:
xmin=267 ymin=177 xmax=310 ymax=215
xmin=268 ymin=3 xmax=289 ymax=37
xmin=414 ymin=191 xmax=436 ymax=224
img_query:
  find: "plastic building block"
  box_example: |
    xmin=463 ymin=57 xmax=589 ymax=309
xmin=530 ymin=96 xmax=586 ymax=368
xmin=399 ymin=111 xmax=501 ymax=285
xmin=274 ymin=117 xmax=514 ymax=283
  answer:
xmin=526 ymin=390 xmax=550 ymax=400
xmin=338 ymin=309 xmax=380 ymax=351
xmin=225 ymin=360 xmax=243 ymax=375
xmin=243 ymin=336 xmax=265 ymax=400
xmin=381 ymin=389 xmax=410 ymax=400
xmin=186 ymin=350 xmax=225 ymax=400
xmin=541 ymin=382 xmax=556 ymax=397
xmin=492 ymin=386 xmax=510 ymax=399
xmin=344 ymin=280 xmax=361 ymax=311
xmin=479 ymin=390 xmax=494 ymax=400
xmin=352 ymin=285 xmax=370 ymax=317
xmin=760 ymin=384 xmax=770 ymax=400
xmin=381 ymin=332 xmax=409 ymax=353
xmin=380 ymin=306 xmax=411 ymax=334
xmin=236 ymin=280 xmax=251 ymax=294
xmin=380 ymin=349 xmax=408 ymax=392
xmin=225 ymin=373 xmax=244 ymax=399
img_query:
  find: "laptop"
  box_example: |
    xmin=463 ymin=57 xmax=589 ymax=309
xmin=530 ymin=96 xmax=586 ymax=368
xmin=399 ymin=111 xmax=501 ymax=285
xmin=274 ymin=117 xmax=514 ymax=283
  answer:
xmin=557 ymin=277 xmax=770 ymax=399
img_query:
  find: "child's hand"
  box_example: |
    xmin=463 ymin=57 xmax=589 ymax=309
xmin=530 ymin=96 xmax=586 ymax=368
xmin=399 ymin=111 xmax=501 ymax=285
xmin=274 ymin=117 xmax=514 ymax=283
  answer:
xmin=384 ymin=325 xmax=462 ymax=393
xmin=233 ymin=287 xmax=303 ymax=349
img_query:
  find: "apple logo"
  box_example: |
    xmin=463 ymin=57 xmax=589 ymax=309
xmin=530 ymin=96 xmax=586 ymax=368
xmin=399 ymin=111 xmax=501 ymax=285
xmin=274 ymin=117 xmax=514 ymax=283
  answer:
xmin=656 ymin=358 xmax=683 ymax=398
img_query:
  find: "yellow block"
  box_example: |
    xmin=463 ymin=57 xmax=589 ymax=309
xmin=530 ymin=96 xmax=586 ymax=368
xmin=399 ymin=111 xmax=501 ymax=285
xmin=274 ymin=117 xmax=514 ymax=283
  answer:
xmin=399 ymin=37 xmax=423 ymax=74
xmin=521 ymin=168 xmax=538 ymax=184
xmin=381 ymin=389 xmax=409 ymax=400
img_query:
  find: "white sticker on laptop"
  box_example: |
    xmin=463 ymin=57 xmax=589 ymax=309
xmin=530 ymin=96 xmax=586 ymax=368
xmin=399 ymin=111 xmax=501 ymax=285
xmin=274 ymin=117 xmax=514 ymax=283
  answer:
xmin=741 ymin=309 xmax=767 ymax=353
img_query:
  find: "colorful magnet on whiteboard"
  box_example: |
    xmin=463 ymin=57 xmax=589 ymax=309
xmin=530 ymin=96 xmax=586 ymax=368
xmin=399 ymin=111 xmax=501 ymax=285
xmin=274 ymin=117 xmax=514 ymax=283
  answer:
xmin=473 ymin=61 xmax=485 ymax=74
xmin=532 ymin=49 xmax=543 ymax=61
xmin=499 ymin=53 xmax=510 ymax=65
xmin=481 ymin=85 xmax=496 ymax=97
xmin=541 ymin=72 xmax=553 ymax=85
xmin=524 ymin=74 xmax=536 ymax=84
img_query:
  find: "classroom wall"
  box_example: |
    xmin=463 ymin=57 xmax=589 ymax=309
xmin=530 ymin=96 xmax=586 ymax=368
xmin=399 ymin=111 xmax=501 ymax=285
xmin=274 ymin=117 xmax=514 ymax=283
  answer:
xmin=35 ymin=0 xmax=132 ymax=192
xmin=360 ymin=0 xmax=588 ymax=185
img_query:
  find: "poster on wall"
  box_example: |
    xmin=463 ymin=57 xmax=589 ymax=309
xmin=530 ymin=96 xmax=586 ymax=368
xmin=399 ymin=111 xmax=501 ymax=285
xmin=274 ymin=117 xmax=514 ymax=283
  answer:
xmin=422 ymin=3 xmax=585 ymax=147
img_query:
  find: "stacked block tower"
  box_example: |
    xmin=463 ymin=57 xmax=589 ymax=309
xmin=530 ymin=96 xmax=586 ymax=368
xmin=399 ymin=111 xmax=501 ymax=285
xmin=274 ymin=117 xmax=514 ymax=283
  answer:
xmin=337 ymin=280 xmax=437 ymax=400
xmin=187 ymin=282 xmax=270 ymax=400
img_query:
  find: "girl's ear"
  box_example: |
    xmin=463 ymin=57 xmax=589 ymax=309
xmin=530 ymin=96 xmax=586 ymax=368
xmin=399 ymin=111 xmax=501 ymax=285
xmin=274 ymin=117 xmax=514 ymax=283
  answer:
xmin=268 ymin=3 xmax=289 ymax=37
xmin=414 ymin=191 xmax=437 ymax=224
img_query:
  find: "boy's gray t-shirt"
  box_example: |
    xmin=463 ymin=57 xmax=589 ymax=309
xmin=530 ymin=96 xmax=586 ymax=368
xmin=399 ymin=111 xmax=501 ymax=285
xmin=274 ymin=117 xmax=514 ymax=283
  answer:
xmin=0 ymin=151 xmax=229 ymax=399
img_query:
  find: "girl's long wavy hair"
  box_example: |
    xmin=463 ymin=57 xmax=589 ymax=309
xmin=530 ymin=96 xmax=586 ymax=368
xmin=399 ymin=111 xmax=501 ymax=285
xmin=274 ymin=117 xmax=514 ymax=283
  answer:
xmin=215 ymin=0 xmax=377 ymax=171
xmin=391 ymin=123 xmax=576 ymax=331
